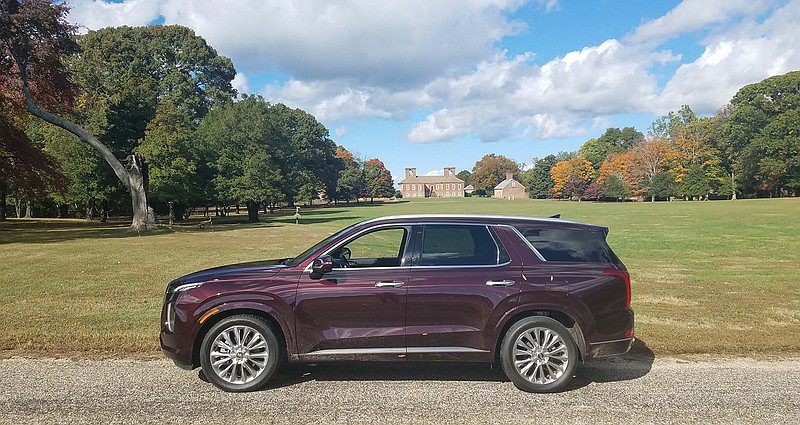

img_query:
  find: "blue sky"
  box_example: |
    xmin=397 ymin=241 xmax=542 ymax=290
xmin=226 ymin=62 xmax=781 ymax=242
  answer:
xmin=66 ymin=0 xmax=800 ymax=181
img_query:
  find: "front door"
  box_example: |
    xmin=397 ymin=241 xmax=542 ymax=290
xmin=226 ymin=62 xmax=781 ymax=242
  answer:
xmin=294 ymin=226 xmax=411 ymax=361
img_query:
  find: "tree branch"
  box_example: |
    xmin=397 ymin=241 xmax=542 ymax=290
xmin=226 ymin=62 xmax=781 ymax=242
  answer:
xmin=13 ymin=53 xmax=131 ymax=189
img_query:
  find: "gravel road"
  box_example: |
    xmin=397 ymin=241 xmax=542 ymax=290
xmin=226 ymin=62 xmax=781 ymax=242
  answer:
xmin=1 ymin=355 xmax=798 ymax=424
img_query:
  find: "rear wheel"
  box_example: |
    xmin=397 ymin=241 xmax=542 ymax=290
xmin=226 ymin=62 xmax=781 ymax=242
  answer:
xmin=200 ymin=315 xmax=280 ymax=392
xmin=500 ymin=316 xmax=578 ymax=393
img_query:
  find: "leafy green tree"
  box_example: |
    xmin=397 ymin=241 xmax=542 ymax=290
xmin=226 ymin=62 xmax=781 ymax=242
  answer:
xmin=268 ymin=104 xmax=340 ymax=205
xmin=198 ymin=96 xmax=282 ymax=222
xmin=679 ymin=165 xmax=709 ymax=200
xmin=577 ymin=138 xmax=605 ymax=168
xmin=722 ymin=71 xmax=800 ymax=196
xmin=524 ymin=155 xmax=558 ymax=199
xmin=137 ymin=102 xmax=202 ymax=220
xmin=336 ymin=162 xmax=366 ymax=203
xmin=363 ymin=159 xmax=394 ymax=202
xmin=456 ymin=170 xmax=472 ymax=186
xmin=647 ymin=171 xmax=675 ymax=201
xmin=471 ymin=154 xmax=520 ymax=193
xmin=603 ymin=174 xmax=631 ymax=201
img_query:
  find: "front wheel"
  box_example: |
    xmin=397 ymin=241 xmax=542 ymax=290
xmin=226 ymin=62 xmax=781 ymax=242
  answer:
xmin=200 ymin=315 xmax=280 ymax=392
xmin=500 ymin=316 xmax=578 ymax=393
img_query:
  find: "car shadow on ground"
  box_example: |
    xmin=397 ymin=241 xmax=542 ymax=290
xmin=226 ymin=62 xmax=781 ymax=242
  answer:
xmin=230 ymin=338 xmax=655 ymax=392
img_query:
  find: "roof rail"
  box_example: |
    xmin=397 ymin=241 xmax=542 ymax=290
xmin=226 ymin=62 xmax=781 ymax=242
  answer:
xmin=549 ymin=214 xmax=561 ymax=219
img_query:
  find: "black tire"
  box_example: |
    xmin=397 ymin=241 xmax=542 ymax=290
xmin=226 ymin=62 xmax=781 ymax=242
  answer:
xmin=499 ymin=316 xmax=579 ymax=393
xmin=200 ymin=315 xmax=281 ymax=392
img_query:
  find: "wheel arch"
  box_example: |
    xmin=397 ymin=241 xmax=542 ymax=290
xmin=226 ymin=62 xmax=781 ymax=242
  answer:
xmin=191 ymin=307 xmax=289 ymax=368
xmin=494 ymin=309 xmax=587 ymax=361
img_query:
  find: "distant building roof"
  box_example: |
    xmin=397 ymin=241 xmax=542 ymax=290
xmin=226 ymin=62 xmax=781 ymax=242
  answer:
xmin=465 ymin=184 xmax=474 ymax=190
xmin=398 ymin=174 xmax=464 ymax=184
xmin=494 ymin=178 xmax=524 ymax=190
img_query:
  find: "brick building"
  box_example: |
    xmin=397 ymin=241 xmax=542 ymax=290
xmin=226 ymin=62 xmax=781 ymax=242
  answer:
xmin=398 ymin=167 xmax=465 ymax=198
xmin=493 ymin=172 xmax=526 ymax=200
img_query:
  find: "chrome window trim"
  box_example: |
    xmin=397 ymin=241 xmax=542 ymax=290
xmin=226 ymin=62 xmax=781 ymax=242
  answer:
xmin=500 ymin=224 xmax=547 ymax=262
xmin=303 ymin=223 xmax=413 ymax=272
xmin=303 ymin=222 xmax=516 ymax=272
xmin=417 ymin=223 xmax=505 ymax=268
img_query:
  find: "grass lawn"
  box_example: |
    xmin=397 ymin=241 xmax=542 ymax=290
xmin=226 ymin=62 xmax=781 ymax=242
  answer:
xmin=1 ymin=197 xmax=798 ymax=358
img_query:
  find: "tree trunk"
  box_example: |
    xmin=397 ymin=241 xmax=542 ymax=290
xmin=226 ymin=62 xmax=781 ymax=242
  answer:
xmin=24 ymin=200 xmax=32 ymax=218
xmin=15 ymin=202 xmax=22 ymax=218
xmin=86 ymin=198 xmax=94 ymax=221
xmin=651 ymin=195 xmax=655 ymax=202
xmin=126 ymin=153 xmax=156 ymax=231
xmin=168 ymin=201 xmax=175 ymax=226
xmin=100 ymin=200 xmax=108 ymax=222
xmin=730 ymin=170 xmax=737 ymax=200
xmin=0 ymin=182 xmax=6 ymax=221
xmin=246 ymin=201 xmax=259 ymax=223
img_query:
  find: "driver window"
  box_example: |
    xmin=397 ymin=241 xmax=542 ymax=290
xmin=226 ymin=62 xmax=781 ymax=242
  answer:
xmin=332 ymin=228 xmax=407 ymax=269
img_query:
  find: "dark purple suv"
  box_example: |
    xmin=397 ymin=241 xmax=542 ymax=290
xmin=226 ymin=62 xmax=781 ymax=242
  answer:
xmin=160 ymin=214 xmax=633 ymax=392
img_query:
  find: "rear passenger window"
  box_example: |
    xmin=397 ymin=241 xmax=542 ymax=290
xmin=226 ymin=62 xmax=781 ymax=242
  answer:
xmin=514 ymin=226 xmax=620 ymax=263
xmin=420 ymin=225 xmax=504 ymax=266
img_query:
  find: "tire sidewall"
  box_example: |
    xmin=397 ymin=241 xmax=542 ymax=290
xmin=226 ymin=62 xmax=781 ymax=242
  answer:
xmin=200 ymin=315 xmax=280 ymax=392
xmin=500 ymin=316 xmax=578 ymax=393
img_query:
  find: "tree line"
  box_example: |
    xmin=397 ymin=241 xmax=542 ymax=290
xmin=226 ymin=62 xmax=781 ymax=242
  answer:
xmin=0 ymin=1 xmax=394 ymax=227
xmin=462 ymin=71 xmax=799 ymax=201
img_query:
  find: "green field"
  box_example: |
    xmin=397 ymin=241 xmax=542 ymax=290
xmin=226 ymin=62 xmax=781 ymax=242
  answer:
xmin=1 ymin=197 xmax=798 ymax=358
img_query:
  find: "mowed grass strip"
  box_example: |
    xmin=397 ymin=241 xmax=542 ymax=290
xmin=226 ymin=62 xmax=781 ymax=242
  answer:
xmin=0 ymin=197 xmax=798 ymax=358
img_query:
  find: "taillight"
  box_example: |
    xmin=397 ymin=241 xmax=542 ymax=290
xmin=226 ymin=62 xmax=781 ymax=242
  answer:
xmin=604 ymin=269 xmax=631 ymax=309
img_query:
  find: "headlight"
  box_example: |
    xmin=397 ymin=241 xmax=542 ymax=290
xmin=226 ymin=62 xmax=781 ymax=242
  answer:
xmin=164 ymin=282 xmax=204 ymax=332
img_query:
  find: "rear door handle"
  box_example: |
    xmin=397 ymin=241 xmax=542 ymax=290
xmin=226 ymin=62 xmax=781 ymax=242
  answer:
xmin=486 ymin=280 xmax=515 ymax=287
xmin=375 ymin=281 xmax=405 ymax=288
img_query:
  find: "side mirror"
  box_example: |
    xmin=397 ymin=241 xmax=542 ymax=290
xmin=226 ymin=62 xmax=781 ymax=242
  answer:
xmin=310 ymin=254 xmax=333 ymax=279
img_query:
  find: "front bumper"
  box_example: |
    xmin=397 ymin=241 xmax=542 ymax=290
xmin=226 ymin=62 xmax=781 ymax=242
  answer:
xmin=160 ymin=330 xmax=195 ymax=370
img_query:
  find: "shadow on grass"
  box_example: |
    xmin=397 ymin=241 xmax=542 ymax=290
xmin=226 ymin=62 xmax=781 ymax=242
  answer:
xmin=201 ymin=338 xmax=654 ymax=392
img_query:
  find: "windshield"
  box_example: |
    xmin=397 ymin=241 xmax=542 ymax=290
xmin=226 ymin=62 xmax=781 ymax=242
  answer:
xmin=284 ymin=229 xmax=345 ymax=267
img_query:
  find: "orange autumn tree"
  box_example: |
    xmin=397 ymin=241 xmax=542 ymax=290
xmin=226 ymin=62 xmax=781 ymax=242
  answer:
xmin=550 ymin=157 xmax=595 ymax=198
xmin=598 ymin=151 xmax=639 ymax=193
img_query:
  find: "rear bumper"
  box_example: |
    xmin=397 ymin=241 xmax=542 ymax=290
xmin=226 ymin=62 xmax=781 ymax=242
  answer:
xmin=587 ymin=337 xmax=634 ymax=358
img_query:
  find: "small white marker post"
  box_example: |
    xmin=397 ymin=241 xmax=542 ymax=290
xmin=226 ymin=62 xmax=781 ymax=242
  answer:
xmin=293 ymin=206 xmax=301 ymax=224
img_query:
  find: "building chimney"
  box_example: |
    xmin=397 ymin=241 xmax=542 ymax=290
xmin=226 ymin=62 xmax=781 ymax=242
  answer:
xmin=405 ymin=168 xmax=417 ymax=178
xmin=444 ymin=166 xmax=456 ymax=176
xmin=506 ymin=172 xmax=513 ymax=181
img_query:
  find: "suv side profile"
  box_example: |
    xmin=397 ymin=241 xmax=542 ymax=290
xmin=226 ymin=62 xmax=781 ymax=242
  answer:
xmin=160 ymin=214 xmax=634 ymax=393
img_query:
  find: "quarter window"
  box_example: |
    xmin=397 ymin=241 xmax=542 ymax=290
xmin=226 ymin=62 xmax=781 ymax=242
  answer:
xmin=514 ymin=226 xmax=620 ymax=263
xmin=419 ymin=225 xmax=506 ymax=266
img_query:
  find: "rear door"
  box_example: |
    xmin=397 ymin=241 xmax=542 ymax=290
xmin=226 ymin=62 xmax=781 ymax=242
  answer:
xmin=405 ymin=224 xmax=523 ymax=361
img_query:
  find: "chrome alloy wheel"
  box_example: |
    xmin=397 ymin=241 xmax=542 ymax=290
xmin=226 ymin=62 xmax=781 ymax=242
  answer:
xmin=209 ymin=325 xmax=270 ymax=385
xmin=513 ymin=327 xmax=569 ymax=385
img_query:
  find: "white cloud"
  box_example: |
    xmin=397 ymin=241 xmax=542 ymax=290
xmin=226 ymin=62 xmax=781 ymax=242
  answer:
xmin=628 ymin=0 xmax=775 ymax=44
xmin=656 ymin=0 xmax=800 ymax=114
xmin=231 ymin=73 xmax=249 ymax=95
xmin=66 ymin=0 xmax=161 ymax=32
xmin=335 ymin=126 xmax=348 ymax=138
xmin=407 ymin=41 xmax=671 ymax=143
xmin=424 ymin=169 xmax=445 ymax=176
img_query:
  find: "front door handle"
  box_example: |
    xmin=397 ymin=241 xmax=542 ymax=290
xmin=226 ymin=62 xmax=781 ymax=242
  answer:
xmin=375 ymin=281 xmax=404 ymax=288
xmin=486 ymin=280 xmax=515 ymax=287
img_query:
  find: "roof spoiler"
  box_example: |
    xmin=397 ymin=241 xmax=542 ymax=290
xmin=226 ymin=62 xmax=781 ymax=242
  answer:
xmin=549 ymin=214 xmax=561 ymax=219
